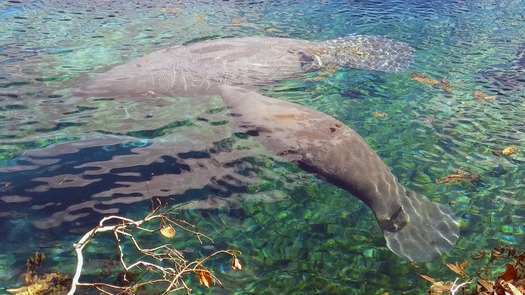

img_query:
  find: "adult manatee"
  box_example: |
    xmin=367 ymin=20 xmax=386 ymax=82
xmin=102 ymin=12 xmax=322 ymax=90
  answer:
xmin=219 ymin=85 xmax=459 ymax=262
xmin=75 ymin=35 xmax=414 ymax=97
xmin=75 ymin=35 xmax=459 ymax=261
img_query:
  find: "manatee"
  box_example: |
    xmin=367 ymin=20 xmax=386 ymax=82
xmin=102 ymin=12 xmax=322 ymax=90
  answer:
xmin=75 ymin=35 xmax=414 ymax=97
xmin=219 ymin=85 xmax=459 ymax=262
xmin=73 ymin=35 xmax=459 ymax=261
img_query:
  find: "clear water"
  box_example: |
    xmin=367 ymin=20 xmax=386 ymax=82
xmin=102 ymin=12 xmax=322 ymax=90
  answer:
xmin=1 ymin=0 xmax=525 ymax=293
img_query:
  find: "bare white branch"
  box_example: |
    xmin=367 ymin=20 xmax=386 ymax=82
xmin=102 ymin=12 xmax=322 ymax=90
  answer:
xmin=67 ymin=201 xmax=241 ymax=295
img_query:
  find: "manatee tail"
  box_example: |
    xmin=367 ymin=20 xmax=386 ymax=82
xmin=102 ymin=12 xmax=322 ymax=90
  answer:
xmin=319 ymin=35 xmax=414 ymax=72
xmin=382 ymin=189 xmax=459 ymax=262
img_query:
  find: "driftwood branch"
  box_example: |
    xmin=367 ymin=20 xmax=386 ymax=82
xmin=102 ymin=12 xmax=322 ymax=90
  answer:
xmin=68 ymin=200 xmax=241 ymax=294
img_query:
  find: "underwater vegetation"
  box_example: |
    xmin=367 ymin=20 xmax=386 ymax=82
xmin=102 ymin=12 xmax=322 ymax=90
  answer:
xmin=6 ymin=252 xmax=71 ymax=295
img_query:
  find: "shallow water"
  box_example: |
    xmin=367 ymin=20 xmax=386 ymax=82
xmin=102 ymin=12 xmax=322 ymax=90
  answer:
xmin=1 ymin=0 xmax=525 ymax=293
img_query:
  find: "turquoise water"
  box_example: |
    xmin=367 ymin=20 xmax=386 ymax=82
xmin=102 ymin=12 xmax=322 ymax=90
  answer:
xmin=1 ymin=0 xmax=525 ymax=293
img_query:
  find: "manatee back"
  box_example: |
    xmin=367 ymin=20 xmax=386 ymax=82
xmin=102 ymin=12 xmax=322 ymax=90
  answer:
xmin=75 ymin=35 xmax=414 ymax=98
xmin=75 ymin=37 xmax=318 ymax=98
xmin=219 ymin=85 xmax=459 ymax=262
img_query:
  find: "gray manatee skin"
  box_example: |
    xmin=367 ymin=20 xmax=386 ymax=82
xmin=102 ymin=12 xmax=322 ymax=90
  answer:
xmin=74 ymin=35 xmax=458 ymax=261
xmin=75 ymin=35 xmax=413 ymax=98
xmin=219 ymin=85 xmax=459 ymax=262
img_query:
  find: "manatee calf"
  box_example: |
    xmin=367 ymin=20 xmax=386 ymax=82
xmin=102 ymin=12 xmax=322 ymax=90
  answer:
xmin=219 ymin=85 xmax=459 ymax=262
xmin=75 ymin=35 xmax=414 ymax=97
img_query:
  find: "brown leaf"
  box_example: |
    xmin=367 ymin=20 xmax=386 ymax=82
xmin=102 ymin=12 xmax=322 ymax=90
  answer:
xmin=498 ymin=263 xmax=518 ymax=281
xmin=471 ymin=250 xmax=487 ymax=260
xmin=477 ymin=279 xmax=494 ymax=292
xmin=436 ymin=172 xmax=468 ymax=184
xmin=446 ymin=261 xmax=468 ymax=277
xmin=514 ymin=277 xmax=525 ymax=287
xmin=198 ymin=269 xmax=213 ymax=288
xmin=231 ymin=17 xmax=247 ymax=24
xmin=231 ymin=257 xmax=242 ymax=271
xmin=439 ymin=80 xmax=453 ymax=93
xmin=420 ymin=275 xmax=454 ymax=295
xmin=159 ymin=225 xmax=175 ymax=238
xmin=492 ymin=150 xmax=503 ymax=156
xmin=160 ymin=7 xmax=183 ymax=14
xmin=429 ymin=281 xmax=452 ymax=294
xmin=474 ymin=91 xmax=496 ymax=100
xmin=372 ymin=111 xmax=388 ymax=118
xmin=411 ymin=72 xmax=440 ymax=85
xmin=420 ymin=274 xmax=437 ymax=284
xmin=502 ymin=145 xmax=518 ymax=156
xmin=508 ymin=282 xmax=523 ymax=295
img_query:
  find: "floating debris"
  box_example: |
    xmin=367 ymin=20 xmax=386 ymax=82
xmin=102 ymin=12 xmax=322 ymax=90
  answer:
xmin=195 ymin=13 xmax=206 ymax=22
xmin=231 ymin=17 xmax=246 ymax=24
xmin=422 ymin=116 xmax=438 ymax=124
xmin=160 ymin=225 xmax=176 ymax=238
xmin=439 ymin=79 xmax=453 ymax=93
xmin=411 ymin=73 xmax=453 ymax=92
xmin=421 ymin=246 xmax=525 ymax=294
xmin=473 ymin=90 xmax=496 ymax=100
xmin=419 ymin=274 xmax=455 ymax=295
xmin=502 ymin=145 xmax=519 ymax=155
xmin=492 ymin=145 xmax=519 ymax=156
xmin=160 ymin=7 xmax=183 ymax=14
xmin=436 ymin=170 xmax=479 ymax=184
xmin=372 ymin=111 xmax=388 ymax=118
xmin=198 ymin=268 xmax=214 ymax=288
xmin=411 ymin=72 xmax=440 ymax=85
xmin=231 ymin=257 xmax=242 ymax=271
xmin=446 ymin=261 xmax=468 ymax=278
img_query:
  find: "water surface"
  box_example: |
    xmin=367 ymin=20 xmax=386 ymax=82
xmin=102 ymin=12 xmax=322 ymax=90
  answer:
xmin=1 ymin=0 xmax=525 ymax=293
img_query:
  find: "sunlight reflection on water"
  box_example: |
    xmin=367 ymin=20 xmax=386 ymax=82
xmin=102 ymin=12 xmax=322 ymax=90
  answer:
xmin=1 ymin=0 xmax=525 ymax=293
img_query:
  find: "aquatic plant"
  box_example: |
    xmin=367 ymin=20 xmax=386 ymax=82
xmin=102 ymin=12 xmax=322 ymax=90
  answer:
xmin=6 ymin=252 xmax=71 ymax=295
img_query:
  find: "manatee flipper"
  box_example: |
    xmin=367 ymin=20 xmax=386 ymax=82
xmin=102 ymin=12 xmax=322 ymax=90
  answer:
xmin=219 ymin=85 xmax=459 ymax=262
xmin=383 ymin=189 xmax=459 ymax=261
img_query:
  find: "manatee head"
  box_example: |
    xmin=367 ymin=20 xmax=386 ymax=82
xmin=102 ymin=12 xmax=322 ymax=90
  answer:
xmin=318 ymin=35 xmax=414 ymax=72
